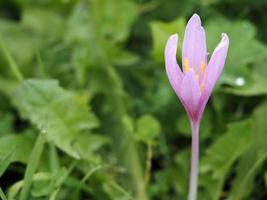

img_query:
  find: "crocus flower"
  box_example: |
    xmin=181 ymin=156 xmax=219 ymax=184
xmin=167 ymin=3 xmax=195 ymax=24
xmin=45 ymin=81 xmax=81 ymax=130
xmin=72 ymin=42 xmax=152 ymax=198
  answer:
xmin=164 ymin=14 xmax=229 ymax=200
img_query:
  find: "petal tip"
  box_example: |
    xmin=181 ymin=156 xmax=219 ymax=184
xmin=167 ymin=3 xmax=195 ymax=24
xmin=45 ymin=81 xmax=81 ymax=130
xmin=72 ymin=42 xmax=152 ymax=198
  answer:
xmin=192 ymin=13 xmax=200 ymax=19
xmin=169 ymin=33 xmax=178 ymax=42
xmin=189 ymin=13 xmax=201 ymax=25
xmin=166 ymin=33 xmax=179 ymax=48
xmin=221 ymin=33 xmax=229 ymax=43
xmin=214 ymin=33 xmax=229 ymax=52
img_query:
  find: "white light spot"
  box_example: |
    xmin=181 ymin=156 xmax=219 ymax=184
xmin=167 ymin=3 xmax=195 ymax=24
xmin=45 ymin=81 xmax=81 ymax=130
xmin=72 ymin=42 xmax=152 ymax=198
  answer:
xmin=235 ymin=77 xmax=245 ymax=86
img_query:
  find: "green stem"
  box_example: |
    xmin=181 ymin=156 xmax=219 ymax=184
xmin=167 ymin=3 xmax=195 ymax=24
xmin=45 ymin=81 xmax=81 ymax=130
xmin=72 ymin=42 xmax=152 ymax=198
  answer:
xmin=188 ymin=121 xmax=200 ymax=200
xmin=143 ymin=142 xmax=152 ymax=189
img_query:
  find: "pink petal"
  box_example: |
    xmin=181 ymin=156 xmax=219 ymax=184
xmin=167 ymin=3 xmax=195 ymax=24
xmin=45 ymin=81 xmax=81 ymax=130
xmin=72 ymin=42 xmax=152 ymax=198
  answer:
xmin=204 ymin=33 xmax=229 ymax=97
xmin=180 ymin=71 xmax=201 ymax=120
xmin=165 ymin=34 xmax=183 ymax=95
xmin=182 ymin=13 xmax=207 ymax=74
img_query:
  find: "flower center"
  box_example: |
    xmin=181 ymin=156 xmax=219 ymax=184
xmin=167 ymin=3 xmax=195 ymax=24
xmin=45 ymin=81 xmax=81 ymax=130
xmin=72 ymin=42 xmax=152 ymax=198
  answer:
xmin=183 ymin=57 xmax=206 ymax=93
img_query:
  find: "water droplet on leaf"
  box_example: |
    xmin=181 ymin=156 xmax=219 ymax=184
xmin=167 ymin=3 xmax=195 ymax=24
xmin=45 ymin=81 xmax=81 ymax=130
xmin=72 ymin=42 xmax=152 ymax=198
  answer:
xmin=235 ymin=77 xmax=245 ymax=86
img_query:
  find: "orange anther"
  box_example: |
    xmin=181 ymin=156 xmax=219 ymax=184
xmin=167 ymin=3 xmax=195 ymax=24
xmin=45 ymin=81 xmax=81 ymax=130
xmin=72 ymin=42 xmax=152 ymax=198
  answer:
xmin=200 ymin=61 xmax=205 ymax=74
xmin=184 ymin=57 xmax=189 ymax=72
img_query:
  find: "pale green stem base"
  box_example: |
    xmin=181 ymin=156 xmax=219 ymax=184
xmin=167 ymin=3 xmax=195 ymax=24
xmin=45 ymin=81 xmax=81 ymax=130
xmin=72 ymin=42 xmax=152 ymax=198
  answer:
xmin=188 ymin=121 xmax=200 ymax=200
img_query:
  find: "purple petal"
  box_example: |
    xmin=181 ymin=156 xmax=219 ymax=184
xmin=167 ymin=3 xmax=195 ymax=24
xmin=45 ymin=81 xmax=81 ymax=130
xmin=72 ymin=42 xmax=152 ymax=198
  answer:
xmin=180 ymin=71 xmax=201 ymax=120
xmin=204 ymin=33 xmax=229 ymax=97
xmin=182 ymin=14 xmax=207 ymax=74
xmin=165 ymin=34 xmax=183 ymax=95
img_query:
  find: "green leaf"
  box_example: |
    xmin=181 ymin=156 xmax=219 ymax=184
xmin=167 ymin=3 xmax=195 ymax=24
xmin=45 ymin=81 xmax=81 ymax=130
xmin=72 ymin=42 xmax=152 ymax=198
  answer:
xmin=0 ymin=188 xmax=7 ymax=200
xmin=199 ymin=120 xmax=251 ymax=200
xmin=7 ymin=171 xmax=63 ymax=199
xmin=73 ymin=133 xmax=110 ymax=162
xmin=30 ymin=169 xmax=66 ymax=198
xmin=198 ymin=173 xmax=223 ymax=200
xmin=19 ymin=132 xmax=46 ymax=200
xmin=201 ymin=120 xmax=251 ymax=177
xmin=0 ymin=148 xmax=15 ymax=177
xmin=228 ymin=101 xmax=267 ymax=200
xmin=22 ymin=7 xmax=65 ymax=40
xmin=49 ymin=161 xmax=77 ymax=200
xmin=224 ymin=73 xmax=267 ymax=96
xmin=150 ymin=18 xmax=185 ymax=62
xmin=228 ymin=149 xmax=267 ymax=200
xmin=134 ymin=114 xmax=161 ymax=144
xmin=0 ymin=19 xmax=37 ymax=68
xmin=206 ymin=18 xmax=267 ymax=88
xmin=90 ymin=0 xmax=138 ymax=43
xmin=224 ymin=59 xmax=267 ymax=96
xmin=103 ymin=181 xmax=133 ymax=200
xmin=0 ymin=133 xmax=35 ymax=164
xmin=0 ymin=113 xmax=14 ymax=137
xmin=200 ymin=0 xmax=220 ymax=6
xmin=12 ymin=79 xmax=98 ymax=158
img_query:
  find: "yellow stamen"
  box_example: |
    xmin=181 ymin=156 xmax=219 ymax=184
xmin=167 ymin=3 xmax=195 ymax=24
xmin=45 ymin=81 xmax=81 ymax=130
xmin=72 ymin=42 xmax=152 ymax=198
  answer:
xmin=200 ymin=61 xmax=205 ymax=74
xmin=200 ymin=83 xmax=205 ymax=92
xmin=195 ymin=74 xmax=199 ymax=81
xmin=184 ymin=57 xmax=189 ymax=72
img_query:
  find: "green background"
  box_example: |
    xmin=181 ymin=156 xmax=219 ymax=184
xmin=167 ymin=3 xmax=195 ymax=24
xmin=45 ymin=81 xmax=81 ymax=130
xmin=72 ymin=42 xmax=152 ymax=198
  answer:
xmin=0 ymin=0 xmax=266 ymax=199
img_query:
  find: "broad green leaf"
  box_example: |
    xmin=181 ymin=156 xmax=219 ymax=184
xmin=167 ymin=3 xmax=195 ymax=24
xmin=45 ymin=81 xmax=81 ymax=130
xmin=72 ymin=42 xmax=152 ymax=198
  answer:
xmin=22 ymin=7 xmax=65 ymax=40
xmin=201 ymin=120 xmax=251 ymax=177
xmin=0 ymin=133 xmax=35 ymax=164
xmin=228 ymin=101 xmax=267 ymax=199
xmin=199 ymin=120 xmax=251 ymax=200
xmin=0 ymin=113 xmax=14 ymax=137
xmin=224 ymin=59 xmax=267 ymax=96
xmin=73 ymin=133 xmax=110 ymax=162
xmin=12 ymin=79 xmax=99 ymax=158
xmin=206 ymin=18 xmax=267 ymax=87
xmin=90 ymin=0 xmax=138 ymax=43
xmin=0 ymin=149 xmax=15 ymax=177
xmin=198 ymin=173 xmax=223 ymax=200
xmin=228 ymin=148 xmax=267 ymax=200
xmin=150 ymin=18 xmax=185 ymax=62
xmin=135 ymin=114 xmax=161 ymax=144
xmin=224 ymin=73 xmax=267 ymax=96
xmin=65 ymin=1 xmax=135 ymax=87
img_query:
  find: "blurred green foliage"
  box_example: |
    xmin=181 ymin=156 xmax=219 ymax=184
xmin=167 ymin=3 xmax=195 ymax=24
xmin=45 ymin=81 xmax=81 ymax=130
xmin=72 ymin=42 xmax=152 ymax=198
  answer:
xmin=0 ymin=0 xmax=267 ymax=199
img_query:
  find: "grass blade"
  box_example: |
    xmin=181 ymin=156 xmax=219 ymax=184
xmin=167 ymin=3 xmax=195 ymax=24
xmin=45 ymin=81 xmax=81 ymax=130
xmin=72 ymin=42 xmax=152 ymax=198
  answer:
xmin=0 ymin=39 xmax=24 ymax=82
xmin=19 ymin=131 xmax=46 ymax=200
xmin=0 ymin=188 xmax=7 ymax=200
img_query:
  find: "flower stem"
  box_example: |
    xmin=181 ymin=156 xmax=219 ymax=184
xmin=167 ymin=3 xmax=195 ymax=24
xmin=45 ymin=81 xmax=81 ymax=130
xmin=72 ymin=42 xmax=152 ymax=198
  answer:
xmin=143 ymin=142 xmax=152 ymax=188
xmin=188 ymin=121 xmax=200 ymax=200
